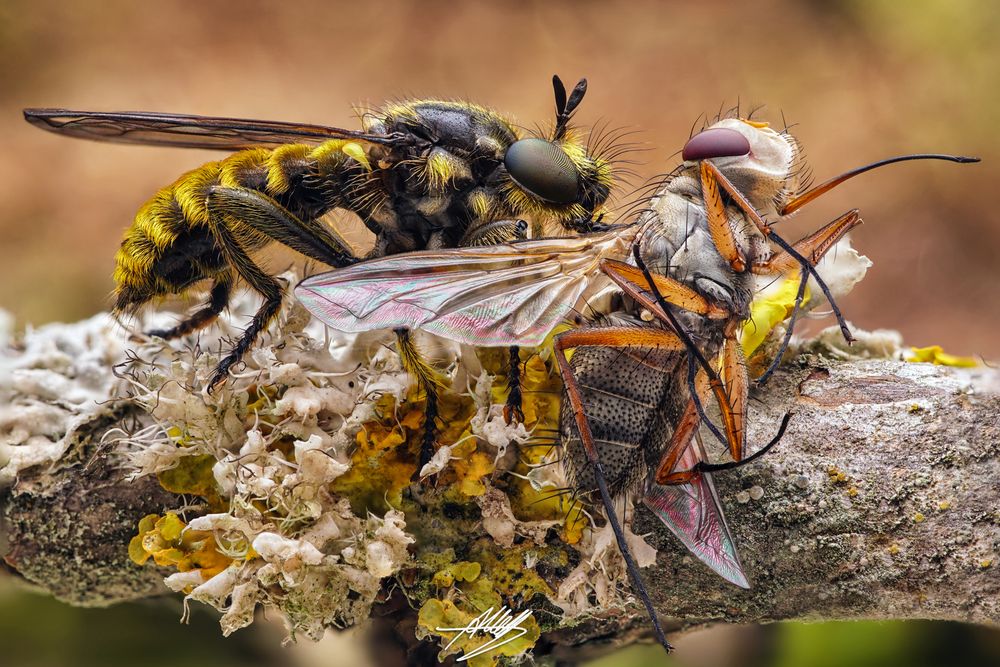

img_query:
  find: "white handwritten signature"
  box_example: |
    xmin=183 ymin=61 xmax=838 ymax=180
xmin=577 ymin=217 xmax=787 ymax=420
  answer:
xmin=436 ymin=606 xmax=533 ymax=661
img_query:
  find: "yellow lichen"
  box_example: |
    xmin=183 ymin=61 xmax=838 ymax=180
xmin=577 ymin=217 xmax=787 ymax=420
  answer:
xmin=450 ymin=435 xmax=495 ymax=497
xmin=905 ymin=345 xmax=978 ymax=368
xmin=740 ymin=276 xmax=809 ymax=357
xmin=333 ymin=412 xmax=414 ymax=515
xmin=467 ymin=539 xmax=559 ymax=602
xmin=432 ymin=561 xmax=482 ymax=588
xmin=416 ymin=598 xmax=541 ymax=667
xmin=914 ymin=513 xmax=925 ymax=523
xmin=481 ymin=348 xmax=587 ymax=543
xmin=129 ymin=513 xmax=233 ymax=579
xmin=157 ymin=454 xmax=221 ymax=503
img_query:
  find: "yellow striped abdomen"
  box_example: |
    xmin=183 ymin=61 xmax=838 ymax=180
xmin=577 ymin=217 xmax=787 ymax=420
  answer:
xmin=111 ymin=140 xmax=366 ymax=313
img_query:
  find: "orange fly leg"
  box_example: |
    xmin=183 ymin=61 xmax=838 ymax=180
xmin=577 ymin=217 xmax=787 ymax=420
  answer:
xmin=751 ymin=209 xmax=862 ymax=385
xmin=701 ymin=160 xmax=771 ymax=236
xmin=720 ymin=334 xmax=749 ymax=461
xmin=700 ymin=161 xmax=747 ymax=271
xmin=753 ymin=209 xmax=862 ymax=275
xmin=703 ymin=159 xmax=855 ymax=347
xmin=600 ymin=258 xmax=729 ymax=320
xmin=655 ymin=336 xmax=747 ymax=485
xmin=693 ymin=358 xmax=745 ymax=463
xmin=653 ymin=398 xmax=701 ymax=485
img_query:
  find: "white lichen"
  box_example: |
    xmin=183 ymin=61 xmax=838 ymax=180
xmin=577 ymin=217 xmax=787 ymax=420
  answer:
xmin=0 ymin=311 xmax=126 ymax=486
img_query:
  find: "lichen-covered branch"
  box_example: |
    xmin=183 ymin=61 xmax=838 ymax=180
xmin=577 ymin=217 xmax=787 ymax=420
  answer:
xmin=1 ymin=299 xmax=997 ymax=660
xmin=564 ymin=353 xmax=999 ymax=647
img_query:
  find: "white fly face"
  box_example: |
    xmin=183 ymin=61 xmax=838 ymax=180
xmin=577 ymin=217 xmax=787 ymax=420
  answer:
xmin=686 ymin=118 xmax=800 ymax=220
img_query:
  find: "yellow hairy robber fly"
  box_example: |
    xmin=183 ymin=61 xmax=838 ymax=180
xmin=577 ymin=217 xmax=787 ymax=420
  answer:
xmin=23 ymin=76 xmax=614 ymax=391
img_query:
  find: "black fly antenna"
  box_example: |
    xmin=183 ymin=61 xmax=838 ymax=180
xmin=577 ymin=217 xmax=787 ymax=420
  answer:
xmin=552 ymin=75 xmax=588 ymax=141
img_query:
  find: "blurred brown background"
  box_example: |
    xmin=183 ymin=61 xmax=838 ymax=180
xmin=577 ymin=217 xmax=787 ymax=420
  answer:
xmin=1 ymin=1 xmax=998 ymax=666
xmin=0 ymin=0 xmax=1000 ymax=356
xmin=2 ymin=0 xmax=998 ymax=354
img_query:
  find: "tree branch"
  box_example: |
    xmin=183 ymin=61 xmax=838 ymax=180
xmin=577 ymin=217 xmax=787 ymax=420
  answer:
xmin=1 ymin=311 xmax=996 ymax=652
xmin=553 ymin=354 xmax=999 ymax=651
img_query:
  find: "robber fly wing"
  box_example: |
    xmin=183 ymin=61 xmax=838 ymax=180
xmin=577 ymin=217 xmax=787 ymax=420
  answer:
xmin=23 ymin=108 xmax=393 ymax=150
xmin=643 ymin=432 xmax=750 ymax=588
xmin=295 ymin=228 xmax=635 ymax=347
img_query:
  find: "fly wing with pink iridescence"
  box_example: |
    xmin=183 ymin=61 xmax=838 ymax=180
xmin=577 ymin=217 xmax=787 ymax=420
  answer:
xmin=295 ymin=228 xmax=634 ymax=347
xmin=296 ymin=222 xmax=748 ymax=587
xmin=643 ymin=433 xmax=749 ymax=588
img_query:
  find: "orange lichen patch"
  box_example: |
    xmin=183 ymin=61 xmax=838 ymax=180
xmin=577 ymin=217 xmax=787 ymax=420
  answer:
xmin=518 ymin=354 xmax=563 ymax=431
xmin=334 ymin=388 xmax=484 ymax=513
xmin=827 ymin=466 xmax=849 ymax=485
xmin=507 ymin=475 xmax=585 ymax=545
xmin=333 ymin=416 xmax=414 ymax=515
xmin=128 ymin=513 xmax=233 ymax=579
xmin=449 ymin=435 xmax=495 ymax=498
xmin=495 ymin=349 xmax=587 ymax=544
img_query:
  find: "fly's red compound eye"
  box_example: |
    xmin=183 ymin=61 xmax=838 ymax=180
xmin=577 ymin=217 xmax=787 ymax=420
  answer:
xmin=682 ymin=128 xmax=751 ymax=161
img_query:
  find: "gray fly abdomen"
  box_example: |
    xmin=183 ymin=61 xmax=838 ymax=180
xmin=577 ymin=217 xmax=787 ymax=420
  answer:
xmin=637 ymin=172 xmax=758 ymax=321
xmin=560 ymin=337 xmax=688 ymax=499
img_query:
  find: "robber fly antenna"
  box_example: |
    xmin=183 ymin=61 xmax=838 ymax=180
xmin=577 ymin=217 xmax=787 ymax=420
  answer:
xmin=552 ymin=75 xmax=588 ymax=141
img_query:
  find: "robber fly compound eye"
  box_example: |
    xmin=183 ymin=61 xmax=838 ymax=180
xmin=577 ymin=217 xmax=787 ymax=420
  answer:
xmin=504 ymin=137 xmax=581 ymax=204
xmin=682 ymin=127 xmax=752 ymax=161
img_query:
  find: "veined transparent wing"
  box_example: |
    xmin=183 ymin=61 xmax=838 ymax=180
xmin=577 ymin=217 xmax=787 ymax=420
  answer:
xmin=643 ymin=432 xmax=749 ymax=588
xmin=22 ymin=109 xmax=395 ymax=150
xmin=295 ymin=227 xmax=636 ymax=347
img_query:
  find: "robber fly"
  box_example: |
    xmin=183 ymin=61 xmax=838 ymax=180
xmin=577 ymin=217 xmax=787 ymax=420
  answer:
xmin=295 ymin=117 xmax=978 ymax=651
xmin=22 ymin=76 xmax=613 ymax=392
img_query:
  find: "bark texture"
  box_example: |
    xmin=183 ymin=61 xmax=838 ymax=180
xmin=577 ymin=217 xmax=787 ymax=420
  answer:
xmin=1 ymin=349 xmax=997 ymax=645
xmin=559 ymin=353 xmax=999 ymax=650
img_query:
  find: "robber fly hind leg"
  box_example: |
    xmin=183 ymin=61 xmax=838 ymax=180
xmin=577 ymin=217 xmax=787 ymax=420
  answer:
xmin=203 ymin=205 xmax=285 ymax=389
xmin=504 ymin=346 xmax=525 ymax=423
xmin=395 ymin=328 xmax=445 ymax=475
xmin=147 ymin=271 xmax=233 ymax=340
